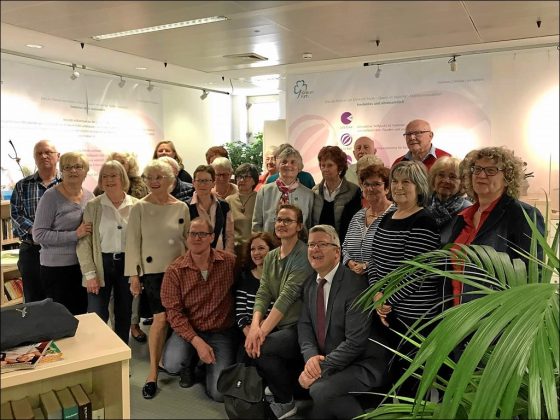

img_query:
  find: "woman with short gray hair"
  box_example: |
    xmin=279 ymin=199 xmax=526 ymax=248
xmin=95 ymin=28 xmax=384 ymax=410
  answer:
xmin=252 ymin=146 xmax=317 ymax=233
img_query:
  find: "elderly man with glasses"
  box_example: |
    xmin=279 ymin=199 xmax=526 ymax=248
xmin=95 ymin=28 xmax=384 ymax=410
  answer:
xmin=392 ymin=119 xmax=451 ymax=170
xmin=10 ymin=140 xmax=62 ymax=303
xmin=160 ymin=217 xmax=237 ymax=402
xmin=298 ymin=225 xmax=388 ymax=419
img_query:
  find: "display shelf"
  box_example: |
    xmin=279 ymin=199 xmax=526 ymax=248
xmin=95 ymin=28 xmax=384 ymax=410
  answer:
xmin=1 ymin=263 xmax=21 ymax=307
xmin=1 ymin=200 xmax=20 ymax=250
xmin=1 ymin=313 xmax=131 ymax=418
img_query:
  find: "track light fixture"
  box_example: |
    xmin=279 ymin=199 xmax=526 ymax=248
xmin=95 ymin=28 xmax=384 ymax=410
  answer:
xmin=449 ymin=56 xmax=457 ymax=72
xmin=200 ymin=90 xmax=209 ymax=100
xmin=374 ymin=65 xmax=381 ymax=78
xmin=147 ymin=81 xmax=154 ymax=92
xmin=118 ymin=76 xmax=126 ymax=88
xmin=70 ymin=64 xmax=80 ymax=80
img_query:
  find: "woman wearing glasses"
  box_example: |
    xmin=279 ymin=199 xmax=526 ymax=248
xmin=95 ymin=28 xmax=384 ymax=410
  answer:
xmin=245 ymin=204 xmax=314 ymax=418
xmin=77 ymin=160 xmax=138 ymax=344
xmin=253 ymin=146 xmax=317 ymax=233
xmin=444 ymin=146 xmax=544 ymax=305
xmin=33 ymin=152 xmax=94 ymax=315
xmin=342 ymin=164 xmax=394 ymax=279
xmin=427 ymin=156 xmax=471 ymax=243
xmin=125 ymin=159 xmax=190 ymax=399
xmin=188 ymin=165 xmax=235 ymax=254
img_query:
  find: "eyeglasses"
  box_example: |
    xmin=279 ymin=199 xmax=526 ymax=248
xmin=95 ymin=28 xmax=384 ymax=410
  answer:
xmin=62 ymin=164 xmax=84 ymax=172
xmin=194 ymin=179 xmax=213 ymax=184
xmin=275 ymin=217 xmax=297 ymax=226
xmin=470 ymin=166 xmax=503 ymax=176
xmin=236 ymin=175 xmax=252 ymax=181
xmin=362 ymin=181 xmax=384 ymax=189
xmin=142 ymin=175 xmax=171 ymax=182
xmin=35 ymin=151 xmax=58 ymax=157
xmin=402 ymin=130 xmax=431 ymax=137
xmin=215 ymin=173 xmax=231 ymax=178
xmin=187 ymin=231 xmax=213 ymax=238
xmin=307 ymin=242 xmax=339 ymax=250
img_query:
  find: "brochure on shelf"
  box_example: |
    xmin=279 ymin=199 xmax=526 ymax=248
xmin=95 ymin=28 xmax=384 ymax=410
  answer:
xmin=1 ymin=340 xmax=51 ymax=373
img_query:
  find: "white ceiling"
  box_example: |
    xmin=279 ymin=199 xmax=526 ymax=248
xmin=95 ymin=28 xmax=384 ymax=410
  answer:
xmin=1 ymin=1 xmax=559 ymax=95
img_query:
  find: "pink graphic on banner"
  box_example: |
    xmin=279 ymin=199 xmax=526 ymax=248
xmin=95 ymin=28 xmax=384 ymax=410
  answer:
xmin=340 ymin=112 xmax=353 ymax=124
xmin=289 ymin=115 xmax=336 ymax=179
xmin=340 ymin=133 xmax=352 ymax=146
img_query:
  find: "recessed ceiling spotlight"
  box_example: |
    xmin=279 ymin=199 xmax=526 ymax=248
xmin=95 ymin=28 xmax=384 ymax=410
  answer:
xmin=135 ymin=67 xmax=148 ymax=70
xmin=92 ymin=16 xmax=229 ymax=40
xmin=302 ymin=52 xmax=312 ymax=60
xmin=25 ymin=44 xmax=43 ymax=49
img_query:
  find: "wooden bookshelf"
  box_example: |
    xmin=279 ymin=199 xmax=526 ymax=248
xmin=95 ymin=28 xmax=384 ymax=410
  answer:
xmin=1 ymin=313 xmax=131 ymax=418
xmin=1 ymin=200 xmax=20 ymax=250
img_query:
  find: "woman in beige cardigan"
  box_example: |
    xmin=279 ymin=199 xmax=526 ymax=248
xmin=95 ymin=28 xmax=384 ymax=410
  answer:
xmin=77 ymin=160 xmax=138 ymax=344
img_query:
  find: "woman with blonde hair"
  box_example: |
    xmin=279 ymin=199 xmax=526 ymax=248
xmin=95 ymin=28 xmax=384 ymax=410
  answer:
xmin=125 ymin=159 xmax=190 ymax=399
xmin=77 ymin=160 xmax=138 ymax=344
xmin=33 ymin=152 xmax=94 ymax=315
xmin=153 ymin=140 xmax=192 ymax=183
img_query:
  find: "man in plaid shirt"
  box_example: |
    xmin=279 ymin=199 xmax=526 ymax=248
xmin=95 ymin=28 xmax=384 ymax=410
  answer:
xmin=160 ymin=217 xmax=237 ymax=402
xmin=10 ymin=140 xmax=61 ymax=302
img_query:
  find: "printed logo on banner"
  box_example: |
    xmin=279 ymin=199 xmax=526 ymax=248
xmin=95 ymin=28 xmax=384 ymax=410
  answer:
xmin=293 ymin=80 xmax=313 ymax=99
xmin=340 ymin=112 xmax=353 ymax=125
xmin=340 ymin=133 xmax=352 ymax=146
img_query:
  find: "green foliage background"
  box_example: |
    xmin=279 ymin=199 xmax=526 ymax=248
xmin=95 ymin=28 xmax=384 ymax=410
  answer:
xmin=222 ymin=133 xmax=263 ymax=172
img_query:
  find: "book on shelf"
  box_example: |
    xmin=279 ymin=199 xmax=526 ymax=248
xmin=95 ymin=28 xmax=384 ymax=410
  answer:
xmin=40 ymin=390 xmax=62 ymax=419
xmin=39 ymin=341 xmax=64 ymax=364
xmin=1 ymin=340 xmax=51 ymax=373
xmin=1 ymin=401 xmax=13 ymax=419
xmin=33 ymin=407 xmax=45 ymax=419
xmin=69 ymin=384 xmax=92 ymax=420
xmin=4 ymin=279 xmax=22 ymax=300
xmin=87 ymin=392 xmax=104 ymax=420
xmin=9 ymin=396 xmax=34 ymax=420
xmin=55 ymin=387 xmax=79 ymax=419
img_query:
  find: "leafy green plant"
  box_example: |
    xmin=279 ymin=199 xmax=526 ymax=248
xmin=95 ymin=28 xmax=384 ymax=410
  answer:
xmin=223 ymin=133 xmax=263 ymax=171
xmin=356 ymin=207 xmax=559 ymax=419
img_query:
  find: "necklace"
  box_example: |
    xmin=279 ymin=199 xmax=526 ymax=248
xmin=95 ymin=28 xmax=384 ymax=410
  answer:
xmin=239 ymin=193 xmax=254 ymax=214
xmin=109 ymin=193 xmax=125 ymax=207
xmin=215 ymin=183 xmax=231 ymax=200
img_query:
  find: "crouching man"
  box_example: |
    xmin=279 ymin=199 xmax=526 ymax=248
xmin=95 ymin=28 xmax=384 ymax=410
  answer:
xmin=298 ymin=225 xmax=388 ymax=419
xmin=160 ymin=217 xmax=236 ymax=402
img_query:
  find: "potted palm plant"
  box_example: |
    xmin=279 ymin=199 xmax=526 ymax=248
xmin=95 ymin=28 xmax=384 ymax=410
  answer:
xmin=356 ymin=207 xmax=559 ymax=419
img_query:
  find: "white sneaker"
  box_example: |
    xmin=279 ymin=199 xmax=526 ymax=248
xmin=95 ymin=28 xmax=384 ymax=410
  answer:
xmin=270 ymin=399 xmax=297 ymax=419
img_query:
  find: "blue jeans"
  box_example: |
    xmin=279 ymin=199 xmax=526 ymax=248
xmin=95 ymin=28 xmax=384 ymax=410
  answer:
xmin=87 ymin=253 xmax=132 ymax=344
xmin=162 ymin=328 xmax=237 ymax=402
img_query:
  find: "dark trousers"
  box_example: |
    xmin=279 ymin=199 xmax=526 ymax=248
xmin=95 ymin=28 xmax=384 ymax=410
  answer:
xmin=41 ymin=264 xmax=87 ymax=315
xmin=87 ymin=253 xmax=132 ymax=344
xmin=18 ymin=242 xmax=44 ymax=303
xmin=309 ymin=365 xmax=377 ymax=419
xmin=255 ymin=326 xmax=303 ymax=403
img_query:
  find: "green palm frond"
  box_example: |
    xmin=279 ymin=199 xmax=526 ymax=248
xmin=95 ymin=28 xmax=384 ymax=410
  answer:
xmin=356 ymin=206 xmax=559 ymax=419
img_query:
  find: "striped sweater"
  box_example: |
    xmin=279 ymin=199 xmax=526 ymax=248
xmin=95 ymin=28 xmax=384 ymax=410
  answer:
xmin=368 ymin=208 xmax=442 ymax=321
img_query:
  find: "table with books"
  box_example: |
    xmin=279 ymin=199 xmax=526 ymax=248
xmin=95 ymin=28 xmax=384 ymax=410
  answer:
xmin=0 ymin=313 xmax=131 ymax=418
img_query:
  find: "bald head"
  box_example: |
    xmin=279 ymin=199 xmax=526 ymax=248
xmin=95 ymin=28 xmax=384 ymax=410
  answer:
xmin=404 ymin=119 xmax=434 ymax=160
xmin=353 ymin=137 xmax=376 ymax=161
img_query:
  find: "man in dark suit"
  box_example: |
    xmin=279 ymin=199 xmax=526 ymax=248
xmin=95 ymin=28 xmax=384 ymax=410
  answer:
xmin=298 ymin=225 xmax=388 ymax=419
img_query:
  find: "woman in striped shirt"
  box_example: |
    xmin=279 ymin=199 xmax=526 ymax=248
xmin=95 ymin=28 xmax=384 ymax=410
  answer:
xmin=368 ymin=161 xmax=441 ymax=397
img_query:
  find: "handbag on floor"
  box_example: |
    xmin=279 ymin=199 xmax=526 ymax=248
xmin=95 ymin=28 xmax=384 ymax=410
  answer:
xmin=0 ymin=298 xmax=79 ymax=350
xmin=217 ymin=362 xmax=270 ymax=419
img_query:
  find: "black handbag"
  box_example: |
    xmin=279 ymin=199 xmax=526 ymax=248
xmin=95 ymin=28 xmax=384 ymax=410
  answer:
xmin=0 ymin=298 xmax=79 ymax=351
xmin=217 ymin=362 xmax=269 ymax=419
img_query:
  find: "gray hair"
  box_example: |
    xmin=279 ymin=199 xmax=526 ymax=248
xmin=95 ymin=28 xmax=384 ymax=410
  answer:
xmin=309 ymin=224 xmax=340 ymax=248
xmin=143 ymin=159 xmax=175 ymax=193
xmin=390 ymin=161 xmax=430 ymax=207
xmin=98 ymin=160 xmax=130 ymax=192
xmin=277 ymin=146 xmax=304 ymax=171
xmin=158 ymin=156 xmax=180 ymax=175
xmin=211 ymin=157 xmax=233 ymax=172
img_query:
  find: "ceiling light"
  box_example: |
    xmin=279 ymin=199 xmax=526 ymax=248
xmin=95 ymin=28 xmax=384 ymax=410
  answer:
xmin=200 ymin=90 xmax=209 ymax=100
xmin=25 ymin=44 xmax=43 ymax=49
xmin=135 ymin=67 xmax=147 ymax=70
xmin=70 ymin=64 xmax=80 ymax=80
xmin=92 ymin=16 xmax=229 ymax=40
xmin=147 ymin=81 xmax=154 ymax=92
xmin=118 ymin=76 xmax=126 ymax=88
xmin=375 ymin=65 xmax=382 ymax=78
xmin=449 ymin=56 xmax=458 ymax=72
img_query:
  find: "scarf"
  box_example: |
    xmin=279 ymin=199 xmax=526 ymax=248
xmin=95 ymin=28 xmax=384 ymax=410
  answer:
xmin=276 ymin=178 xmax=300 ymax=205
xmin=429 ymin=194 xmax=468 ymax=227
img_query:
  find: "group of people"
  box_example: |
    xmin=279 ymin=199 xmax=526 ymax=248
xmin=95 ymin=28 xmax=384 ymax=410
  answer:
xmin=9 ymin=118 xmax=544 ymax=419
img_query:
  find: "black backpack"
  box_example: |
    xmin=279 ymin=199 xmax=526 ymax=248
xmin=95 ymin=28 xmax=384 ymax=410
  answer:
xmin=217 ymin=363 xmax=270 ymax=419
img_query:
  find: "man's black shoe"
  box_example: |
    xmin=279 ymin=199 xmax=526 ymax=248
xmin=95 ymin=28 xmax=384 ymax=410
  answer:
xmin=179 ymin=368 xmax=195 ymax=388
